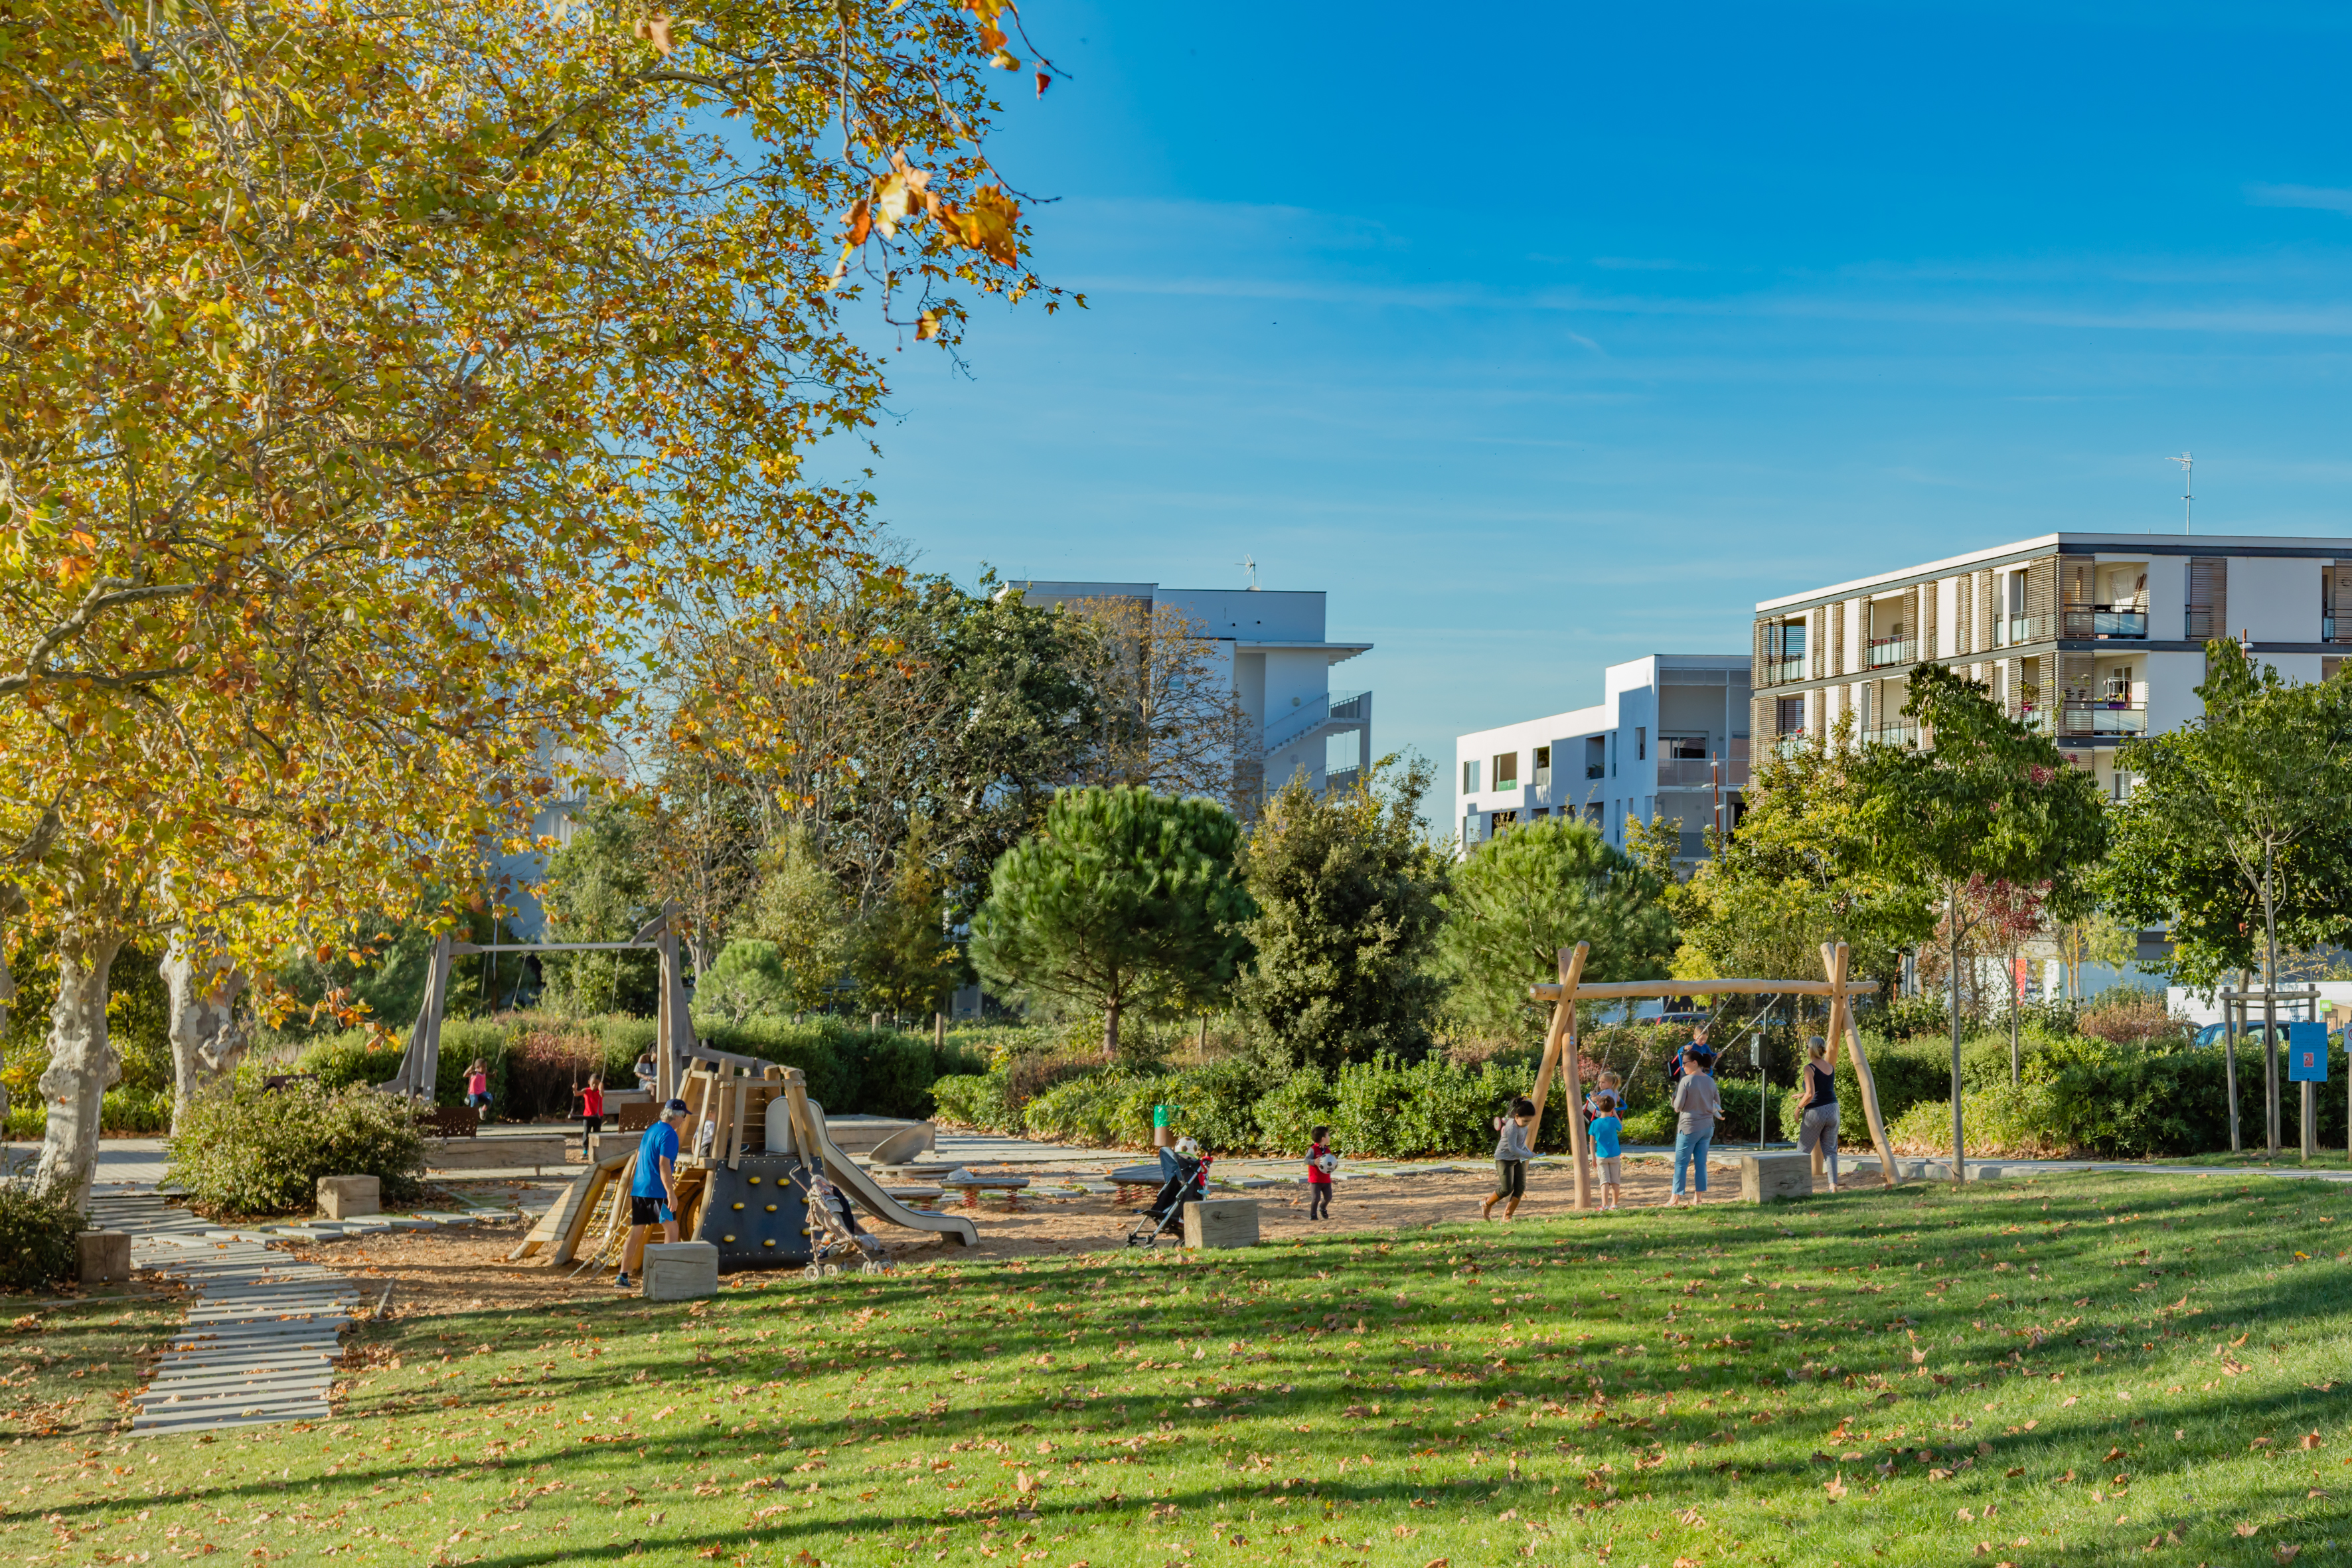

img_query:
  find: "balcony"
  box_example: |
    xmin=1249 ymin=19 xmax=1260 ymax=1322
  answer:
xmin=1773 ymin=733 xmax=1809 ymax=758
xmin=1263 ymin=688 xmax=1368 ymax=755
xmin=1585 ymin=763 xmax=1604 ymax=780
xmin=1765 ymin=658 xmax=1806 ymax=684
xmin=2062 ymin=603 xmax=2149 ymax=641
xmin=2327 ymin=615 xmax=2352 ymax=645
xmin=1863 ymin=723 xmax=1918 ymax=747
xmin=1865 ymin=636 xmax=1915 ymax=669
xmin=1996 ymin=614 xmax=2052 ymax=647
xmin=2015 ymin=704 xmax=2056 ymax=736
xmin=2061 ymin=702 xmax=2148 ymax=738
xmin=1655 ymin=757 xmax=1751 ymax=788
xmin=1533 ymin=765 xmax=1552 ymax=789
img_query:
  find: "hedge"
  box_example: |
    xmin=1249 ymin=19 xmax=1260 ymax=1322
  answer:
xmin=166 ymin=1083 xmax=427 ymax=1217
xmin=288 ymin=1011 xmax=984 ymax=1123
xmin=0 ymin=1180 xmax=86 ymax=1292
xmin=1 ymin=1086 xmax=171 ymax=1139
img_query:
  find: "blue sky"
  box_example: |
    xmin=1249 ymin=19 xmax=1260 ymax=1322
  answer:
xmin=860 ymin=1 xmax=2352 ymax=787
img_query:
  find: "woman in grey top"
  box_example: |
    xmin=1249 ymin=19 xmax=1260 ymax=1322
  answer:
xmin=1667 ymin=1048 xmax=1721 ymax=1207
xmin=1482 ymin=1096 xmax=1536 ymax=1221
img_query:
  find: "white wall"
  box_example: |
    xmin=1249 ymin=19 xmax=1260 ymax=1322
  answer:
xmin=2231 ymin=556 xmax=2321 ymax=643
xmin=1936 ymin=576 xmax=1959 ymax=657
xmin=2144 ymin=555 xmax=2186 ymax=641
xmin=2142 ymin=651 xmax=2206 ymax=734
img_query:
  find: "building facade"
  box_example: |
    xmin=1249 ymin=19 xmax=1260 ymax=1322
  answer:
xmin=1750 ymin=532 xmax=2352 ymax=797
xmin=1453 ymin=654 xmax=1752 ymax=859
xmin=1006 ymin=580 xmax=1373 ymax=796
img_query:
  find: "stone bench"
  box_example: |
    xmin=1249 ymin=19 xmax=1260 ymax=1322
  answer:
xmin=1739 ymin=1151 xmax=1816 ymax=1204
xmin=1182 ymin=1198 xmax=1259 ymax=1249
xmin=423 ymin=1135 xmax=568 ymax=1173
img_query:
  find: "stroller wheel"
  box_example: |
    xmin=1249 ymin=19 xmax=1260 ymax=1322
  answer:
xmin=802 ymin=1264 xmax=823 ymax=1281
xmin=823 ymin=1263 xmax=841 ymax=1277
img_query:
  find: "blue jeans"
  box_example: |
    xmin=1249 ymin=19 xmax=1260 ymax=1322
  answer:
xmin=1672 ymin=1129 xmax=1712 ymax=1196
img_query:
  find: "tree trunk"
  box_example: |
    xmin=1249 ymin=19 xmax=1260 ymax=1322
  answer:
xmin=2008 ymin=941 xmax=2021 ymax=1086
xmin=1948 ymin=883 xmax=1966 ymax=1188
xmin=1103 ymin=998 xmax=1121 ymax=1062
xmin=33 ymin=930 xmax=129 ymax=1206
xmin=2262 ymin=845 xmax=2280 ymax=1158
xmin=163 ymin=934 xmax=248 ymax=1133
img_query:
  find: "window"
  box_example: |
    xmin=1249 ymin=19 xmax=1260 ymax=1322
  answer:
xmin=1462 ymin=759 xmax=1480 ymax=794
xmin=1585 ymin=736 xmax=1606 ymax=779
xmin=1776 ymin=696 xmax=1804 ymax=735
xmin=1531 ymin=807 xmax=1549 ymax=821
xmin=2104 ymin=666 xmax=2134 ymax=701
xmin=1493 ymin=751 xmax=1519 ymax=789
xmin=1533 ymin=745 xmax=1552 ymax=787
xmin=1636 ymin=726 xmax=1646 ymax=761
xmin=1765 ymin=619 xmax=1808 ymax=682
xmin=1582 ymin=801 xmax=1603 ymax=826
xmin=1490 ymin=809 xmax=1520 ymax=836
xmin=1660 ymin=734 xmax=1709 ymax=759
xmin=1609 ymin=733 xmax=1617 ymax=777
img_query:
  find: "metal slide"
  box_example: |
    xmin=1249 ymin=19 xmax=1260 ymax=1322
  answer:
xmin=801 ymin=1097 xmax=977 ymax=1247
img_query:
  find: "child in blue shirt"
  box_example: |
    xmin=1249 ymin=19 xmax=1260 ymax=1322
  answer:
xmin=1588 ymin=1092 xmax=1624 ymax=1212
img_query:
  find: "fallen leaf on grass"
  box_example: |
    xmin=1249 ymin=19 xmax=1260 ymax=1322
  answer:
xmin=2236 ymin=1523 xmax=2262 ymax=1538
xmin=2301 ymin=1433 xmax=2325 ymax=1450
xmin=1823 ymin=1474 xmax=1848 ymax=1501
xmin=2275 ymin=1547 xmax=2302 ymax=1565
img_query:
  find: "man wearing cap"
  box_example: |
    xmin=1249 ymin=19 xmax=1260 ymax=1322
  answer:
xmin=615 ymin=1097 xmax=689 ymax=1290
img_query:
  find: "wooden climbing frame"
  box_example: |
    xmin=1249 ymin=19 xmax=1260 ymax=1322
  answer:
xmin=1524 ymin=939 xmax=1900 ymax=1209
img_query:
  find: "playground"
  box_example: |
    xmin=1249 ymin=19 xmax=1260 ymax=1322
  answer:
xmin=7 ymin=1167 xmax=2349 ymax=1567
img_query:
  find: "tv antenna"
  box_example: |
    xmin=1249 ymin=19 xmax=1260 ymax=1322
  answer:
xmin=2171 ymin=452 xmax=2193 ymax=534
xmin=1238 ymin=554 xmax=1259 ymax=589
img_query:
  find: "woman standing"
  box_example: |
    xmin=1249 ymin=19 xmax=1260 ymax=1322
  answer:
xmin=1482 ymin=1097 xmax=1535 ymax=1221
xmin=1666 ymin=1049 xmax=1720 ymax=1207
xmin=1796 ymin=1036 xmax=1841 ymax=1192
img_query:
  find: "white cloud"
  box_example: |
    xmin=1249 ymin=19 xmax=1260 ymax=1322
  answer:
xmin=2246 ymin=183 xmax=2352 ymax=214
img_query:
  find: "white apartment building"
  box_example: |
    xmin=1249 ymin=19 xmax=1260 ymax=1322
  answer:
xmin=1007 ymin=580 xmax=1373 ymax=795
xmin=1751 ymin=532 xmax=2352 ymax=797
xmin=1454 ymin=655 xmax=1752 ymax=859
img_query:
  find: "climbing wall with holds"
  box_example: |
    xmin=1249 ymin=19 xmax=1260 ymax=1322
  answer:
xmin=691 ymin=1155 xmax=815 ymax=1269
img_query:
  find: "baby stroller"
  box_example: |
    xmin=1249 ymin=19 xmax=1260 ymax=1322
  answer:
xmin=797 ymin=1166 xmax=893 ymax=1279
xmin=1127 ymin=1144 xmax=1212 ymax=1247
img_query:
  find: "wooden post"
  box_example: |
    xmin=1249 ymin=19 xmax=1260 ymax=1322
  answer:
xmin=1528 ymin=943 xmax=1593 ymax=1212
xmin=934 ymin=1013 xmax=946 ymax=1051
xmin=1822 ymin=941 xmax=1897 ymax=1188
xmin=727 ymin=1067 xmax=751 ymax=1170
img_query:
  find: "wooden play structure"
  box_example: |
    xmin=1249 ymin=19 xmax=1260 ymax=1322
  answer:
xmin=381 ymin=903 xmax=975 ymax=1271
xmin=1525 ymin=939 xmax=1898 ymax=1208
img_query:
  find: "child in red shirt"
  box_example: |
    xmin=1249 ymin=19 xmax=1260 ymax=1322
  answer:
xmin=1306 ymin=1125 xmax=1335 ymax=1221
xmin=576 ymin=1076 xmax=605 ymax=1153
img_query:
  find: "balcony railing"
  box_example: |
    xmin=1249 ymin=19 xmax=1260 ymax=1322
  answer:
xmin=1263 ymin=688 xmax=1369 ymax=754
xmin=2184 ymin=607 xmax=2221 ymax=641
xmin=2062 ymin=603 xmax=2149 ymax=640
xmin=2061 ymin=702 xmax=2148 ymax=738
xmin=2327 ymin=615 xmax=2352 ymax=645
xmin=1996 ymin=614 xmax=2052 ymax=647
xmin=1765 ymin=658 xmax=1807 ymax=684
xmin=1863 ymin=723 xmax=1919 ymax=747
xmin=1585 ymin=763 xmax=1604 ymax=779
xmin=1532 ymin=765 xmax=1551 ymax=789
xmin=2016 ymin=704 xmax=2057 ymax=736
xmin=1773 ymin=733 xmax=1810 ymax=758
xmin=1655 ymin=757 xmax=1751 ymax=788
xmin=1865 ymin=636 xmax=1915 ymax=669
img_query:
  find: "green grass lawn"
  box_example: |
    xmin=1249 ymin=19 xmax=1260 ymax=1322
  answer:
xmin=5 ymin=1172 xmax=2351 ymax=1567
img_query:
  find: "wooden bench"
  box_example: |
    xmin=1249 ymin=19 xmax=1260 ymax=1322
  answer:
xmin=422 ymin=1135 xmax=567 ymax=1173
xmin=615 ymin=1102 xmax=659 ymax=1134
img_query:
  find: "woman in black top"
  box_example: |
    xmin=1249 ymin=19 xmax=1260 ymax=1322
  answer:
xmin=1796 ymin=1036 xmax=1841 ymax=1192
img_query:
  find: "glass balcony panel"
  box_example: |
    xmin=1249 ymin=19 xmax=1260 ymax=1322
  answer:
xmin=1865 ymin=637 xmax=1915 ymax=668
xmin=1766 ymin=658 xmax=1806 ymax=684
xmin=2061 ymin=704 xmax=2148 ymax=737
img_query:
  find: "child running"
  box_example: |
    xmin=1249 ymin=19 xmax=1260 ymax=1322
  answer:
xmin=576 ymin=1075 xmax=605 ymax=1154
xmin=1589 ymin=1091 xmax=1624 ymax=1210
xmin=1305 ymin=1125 xmax=1335 ymax=1220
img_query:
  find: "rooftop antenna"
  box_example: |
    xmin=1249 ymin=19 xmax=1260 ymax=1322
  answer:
xmin=2171 ymin=452 xmax=2193 ymax=534
xmin=1238 ymin=554 xmax=1259 ymax=590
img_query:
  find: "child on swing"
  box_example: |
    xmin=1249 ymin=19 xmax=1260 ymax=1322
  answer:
xmin=576 ymin=1075 xmax=605 ymax=1155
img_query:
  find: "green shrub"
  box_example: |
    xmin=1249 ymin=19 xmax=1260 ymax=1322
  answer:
xmin=3 ymin=1101 xmax=40 ymax=1140
xmin=1329 ymin=1053 xmax=1535 ymax=1159
xmin=1889 ymin=1081 xmax=2068 ymax=1158
xmin=291 ymin=1031 xmax=408 ymax=1093
xmin=0 ymin=1180 xmax=86 ymax=1292
xmin=167 ymin=1083 xmax=426 ymax=1216
xmin=1020 ymin=1071 xmax=1148 ymax=1147
xmin=102 ymin=1087 xmax=171 ymax=1135
xmin=1253 ymin=1069 xmax=1338 ymax=1153
xmin=930 ymin=1069 xmax=1020 ymax=1134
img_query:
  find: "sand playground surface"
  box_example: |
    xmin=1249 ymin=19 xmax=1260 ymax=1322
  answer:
xmin=291 ymin=1154 xmax=1848 ymax=1317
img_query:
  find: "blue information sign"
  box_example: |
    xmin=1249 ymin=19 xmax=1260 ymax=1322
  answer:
xmin=2288 ymin=1021 xmax=2329 ymax=1083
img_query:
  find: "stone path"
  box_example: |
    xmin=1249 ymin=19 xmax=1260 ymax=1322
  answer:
xmin=81 ymin=1192 xmax=518 ymax=1439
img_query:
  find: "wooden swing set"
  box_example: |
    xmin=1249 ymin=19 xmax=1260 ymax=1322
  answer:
xmin=1523 ymin=939 xmax=1899 ymax=1209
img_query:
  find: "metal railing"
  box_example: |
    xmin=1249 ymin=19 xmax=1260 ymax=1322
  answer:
xmin=1863 ymin=723 xmax=1918 ymax=747
xmin=1765 ymin=658 xmax=1806 ymax=684
xmin=1997 ymin=614 xmax=2052 ymax=647
xmin=2062 ymin=603 xmax=2148 ymax=640
xmin=1654 ymin=757 xmax=1751 ymax=788
xmin=1773 ymin=733 xmax=1810 ymax=758
xmin=1865 ymin=636 xmax=1915 ymax=669
xmin=1262 ymin=688 xmax=1369 ymax=754
xmin=2061 ymin=703 xmax=2148 ymax=738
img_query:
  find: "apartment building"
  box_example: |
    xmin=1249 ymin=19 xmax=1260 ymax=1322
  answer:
xmin=1751 ymin=532 xmax=2352 ymax=796
xmin=1006 ymin=580 xmax=1374 ymax=795
xmin=1454 ymin=655 xmax=1751 ymax=859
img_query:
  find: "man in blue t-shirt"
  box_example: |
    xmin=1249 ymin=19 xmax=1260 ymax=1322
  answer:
xmin=616 ymin=1099 xmax=689 ymax=1290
